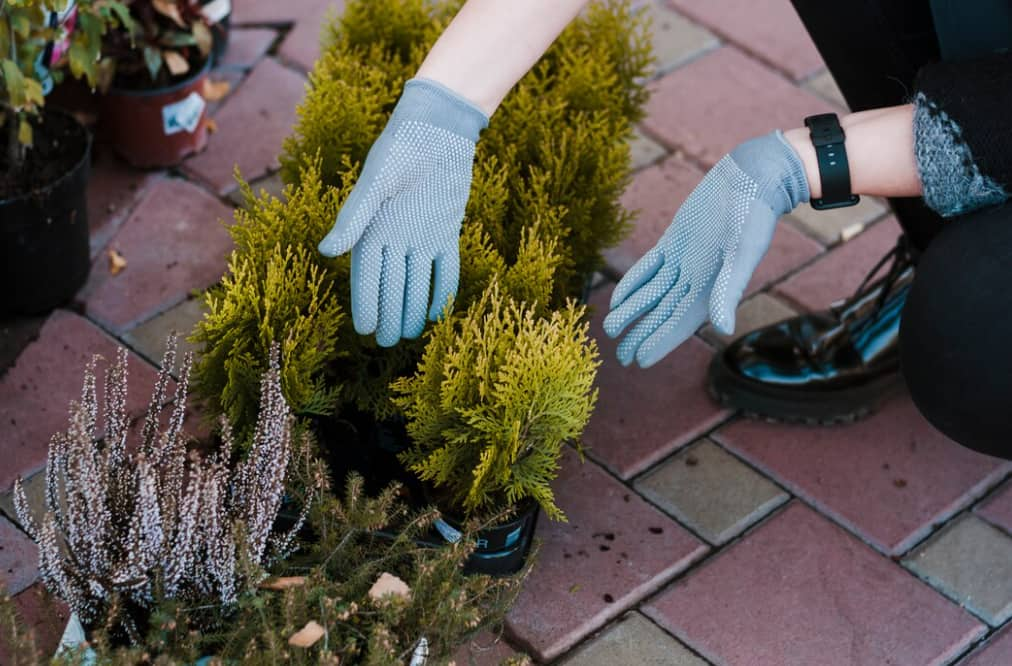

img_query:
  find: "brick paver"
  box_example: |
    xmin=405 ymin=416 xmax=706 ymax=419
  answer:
xmin=962 ymin=624 xmax=1012 ymax=666
xmin=0 ymin=311 xmax=165 ymax=493
xmin=582 ymin=290 xmax=731 ymax=480
xmin=606 ymin=154 xmax=704 ymax=275
xmin=124 ymin=297 xmax=209 ymax=367
xmin=975 ymin=480 xmax=1012 ymax=535
xmin=506 ymin=450 xmax=708 ymax=662
xmin=905 ymin=515 xmax=1012 ymax=627
xmin=715 ymin=396 xmax=1009 ymax=555
xmin=667 ymin=0 xmax=824 ymax=81
xmin=776 ymin=216 xmax=903 ymax=311
xmin=744 ymin=222 xmax=824 ymax=297
xmin=628 ymin=128 xmax=668 ymax=172
xmin=0 ymin=515 xmax=37 ymax=596
xmin=561 ymin=612 xmax=707 ymax=666
xmin=803 ymin=69 xmax=849 ymax=109
xmin=87 ymin=148 xmax=159 ymax=259
xmin=0 ymin=584 xmax=69 ymax=664
xmin=645 ymin=502 xmax=985 ymax=666
xmin=81 ymin=179 xmax=233 ymax=332
xmin=642 ymin=46 xmax=836 ymax=167
xmin=184 ymin=58 xmax=306 ymax=194
xmin=637 ymin=1 xmax=717 ymax=76
xmin=635 ymin=438 xmax=788 ymax=545
xmin=451 ymin=630 xmax=522 ymax=666
xmin=699 ymin=292 xmax=797 ymax=348
xmin=787 ymin=196 xmax=889 ymax=246
xmin=217 ymin=28 xmax=277 ymax=70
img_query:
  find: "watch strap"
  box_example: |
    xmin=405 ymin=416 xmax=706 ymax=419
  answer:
xmin=804 ymin=113 xmax=860 ymax=210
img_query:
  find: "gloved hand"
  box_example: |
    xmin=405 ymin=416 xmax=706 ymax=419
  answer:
xmin=318 ymin=78 xmax=488 ymax=347
xmin=604 ymin=131 xmax=810 ymax=367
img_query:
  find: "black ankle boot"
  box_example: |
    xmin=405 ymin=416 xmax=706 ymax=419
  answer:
xmin=708 ymin=237 xmax=916 ymax=424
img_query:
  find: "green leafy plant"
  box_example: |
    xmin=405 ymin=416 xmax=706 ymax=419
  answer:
xmin=0 ymin=0 xmax=123 ymax=166
xmin=394 ymin=281 xmax=600 ymax=521
xmin=100 ymin=0 xmax=220 ymax=90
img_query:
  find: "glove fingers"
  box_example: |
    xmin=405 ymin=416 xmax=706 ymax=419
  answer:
xmin=319 ymin=177 xmax=385 ymax=257
xmin=351 ymin=241 xmax=382 ymax=336
xmin=603 ymin=261 xmax=679 ymax=339
xmin=402 ymin=253 xmax=433 ymax=340
xmin=610 ymin=247 xmax=664 ymax=310
xmin=429 ymin=250 xmax=460 ymax=321
xmin=615 ymin=280 xmax=690 ymax=367
xmin=636 ymin=285 xmax=710 ymax=368
xmin=376 ymin=247 xmax=407 ymax=348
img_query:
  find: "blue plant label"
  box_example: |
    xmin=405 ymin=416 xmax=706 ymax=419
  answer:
xmin=504 ymin=525 xmax=522 ymax=548
xmin=162 ymin=92 xmax=206 ymax=136
xmin=433 ymin=517 xmax=463 ymax=544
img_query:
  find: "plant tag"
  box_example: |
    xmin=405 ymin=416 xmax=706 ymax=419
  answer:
xmin=433 ymin=516 xmax=463 ymax=543
xmin=162 ymin=92 xmax=206 ymax=136
xmin=201 ymin=0 xmax=232 ymax=23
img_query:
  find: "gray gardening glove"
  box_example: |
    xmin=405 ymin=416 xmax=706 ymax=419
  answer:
xmin=604 ymin=131 xmax=810 ymax=367
xmin=318 ymin=78 xmax=488 ymax=347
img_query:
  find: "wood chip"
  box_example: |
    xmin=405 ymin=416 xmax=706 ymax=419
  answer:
xmin=259 ymin=576 xmax=307 ymax=591
xmin=368 ymin=572 xmax=411 ymax=601
xmin=107 ymin=249 xmax=127 ymax=275
xmin=288 ymin=620 xmax=326 ymax=648
xmin=206 ymin=118 xmax=218 ymax=133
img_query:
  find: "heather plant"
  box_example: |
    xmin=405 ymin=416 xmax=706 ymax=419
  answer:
xmin=1 ymin=475 xmax=527 ymax=664
xmin=394 ymin=281 xmax=600 ymax=521
xmin=12 ymin=337 xmax=322 ymax=642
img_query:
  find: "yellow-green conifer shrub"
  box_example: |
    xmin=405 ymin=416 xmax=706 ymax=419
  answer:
xmin=393 ymin=281 xmax=600 ymax=521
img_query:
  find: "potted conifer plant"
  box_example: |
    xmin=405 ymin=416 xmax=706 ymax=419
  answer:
xmin=391 ymin=281 xmax=599 ymax=574
xmin=99 ymin=0 xmax=220 ymax=167
xmin=0 ymin=0 xmax=119 ymax=314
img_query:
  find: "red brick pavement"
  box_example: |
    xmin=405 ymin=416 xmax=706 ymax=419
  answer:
xmin=2 ymin=2 xmax=1010 ymax=663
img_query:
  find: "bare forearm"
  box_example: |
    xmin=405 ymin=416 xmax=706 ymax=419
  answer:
xmin=784 ymin=105 xmax=922 ymax=200
xmin=415 ymin=0 xmax=589 ymax=116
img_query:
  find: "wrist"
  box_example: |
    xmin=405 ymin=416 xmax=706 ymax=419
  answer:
xmin=785 ymin=105 xmax=922 ymax=202
xmin=393 ymin=78 xmax=489 ymax=142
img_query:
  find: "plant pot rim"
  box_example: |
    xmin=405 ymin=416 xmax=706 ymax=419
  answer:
xmin=108 ymin=55 xmax=212 ymax=98
xmin=0 ymin=106 xmax=91 ymax=208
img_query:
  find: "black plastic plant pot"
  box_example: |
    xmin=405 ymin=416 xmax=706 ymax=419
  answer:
xmin=426 ymin=499 xmax=541 ymax=576
xmin=0 ymin=107 xmax=92 ymax=315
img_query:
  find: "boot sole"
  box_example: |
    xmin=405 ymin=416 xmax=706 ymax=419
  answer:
xmin=707 ymin=352 xmax=903 ymax=426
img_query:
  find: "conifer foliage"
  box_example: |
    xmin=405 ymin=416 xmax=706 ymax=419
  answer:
xmin=194 ymin=0 xmax=650 ymax=427
xmin=394 ymin=282 xmax=600 ymax=521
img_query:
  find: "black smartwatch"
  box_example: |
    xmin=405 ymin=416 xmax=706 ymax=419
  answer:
xmin=803 ymin=113 xmax=859 ymax=210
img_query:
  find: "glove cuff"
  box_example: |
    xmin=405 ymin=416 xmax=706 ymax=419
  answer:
xmin=391 ymin=78 xmax=490 ymax=142
xmin=729 ymin=131 xmax=811 ymax=214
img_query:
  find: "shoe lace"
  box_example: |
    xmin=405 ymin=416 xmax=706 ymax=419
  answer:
xmin=836 ymin=235 xmax=916 ymax=321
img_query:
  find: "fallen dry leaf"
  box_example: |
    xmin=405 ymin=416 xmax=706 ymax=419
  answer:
xmin=202 ymin=78 xmax=231 ymax=102
xmin=152 ymin=0 xmax=186 ymax=27
xmin=288 ymin=620 xmax=326 ymax=648
xmin=368 ymin=572 xmax=411 ymax=601
xmin=259 ymin=576 xmax=307 ymax=591
xmin=108 ymin=249 xmax=127 ymax=275
xmin=163 ymin=50 xmax=190 ymax=76
xmin=206 ymin=118 xmax=218 ymax=133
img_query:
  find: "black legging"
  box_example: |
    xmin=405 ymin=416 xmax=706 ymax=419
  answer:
xmin=793 ymin=0 xmax=1012 ymax=458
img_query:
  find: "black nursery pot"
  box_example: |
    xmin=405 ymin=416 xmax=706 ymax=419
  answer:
xmin=0 ymin=108 xmax=91 ymax=315
xmin=424 ymin=499 xmax=541 ymax=576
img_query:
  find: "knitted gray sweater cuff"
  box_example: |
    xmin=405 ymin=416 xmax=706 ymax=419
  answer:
xmin=914 ymin=92 xmax=1008 ymax=218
